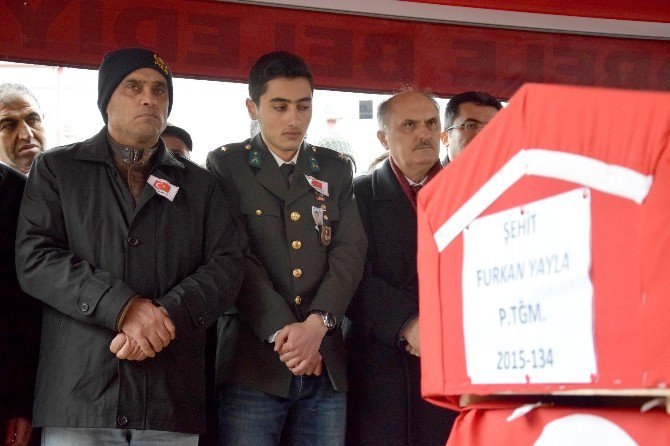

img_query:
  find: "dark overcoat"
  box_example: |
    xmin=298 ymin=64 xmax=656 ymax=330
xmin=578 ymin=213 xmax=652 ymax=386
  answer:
xmin=0 ymin=164 xmax=40 ymax=428
xmin=346 ymin=159 xmax=457 ymax=446
xmin=15 ymin=128 xmax=243 ymax=434
xmin=206 ymin=134 xmax=366 ymax=398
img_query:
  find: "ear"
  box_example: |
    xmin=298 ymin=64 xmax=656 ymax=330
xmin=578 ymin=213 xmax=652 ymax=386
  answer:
xmin=440 ymin=130 xmax=449 ymax=147
xmin=246 ymin=98 xmax=257 ymax=120
xmin=377 ymin=130 xmax=390 ymax=151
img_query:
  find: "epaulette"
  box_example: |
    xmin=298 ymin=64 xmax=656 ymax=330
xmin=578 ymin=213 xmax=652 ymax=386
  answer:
xmin=308 ymin=144 xmax=357 ymax=172
xmin=215 ymin=140 xmax=250 ymax=156
xmin=307 ymin=144 xmax=351 ymax=165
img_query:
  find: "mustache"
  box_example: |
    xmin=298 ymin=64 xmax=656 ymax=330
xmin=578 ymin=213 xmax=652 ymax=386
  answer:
xmin=414 ymin=141 xmax=434 ymax=150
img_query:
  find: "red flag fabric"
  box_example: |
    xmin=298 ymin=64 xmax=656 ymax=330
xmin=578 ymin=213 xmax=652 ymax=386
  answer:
xmin=417 ymin=83 xmax=670 ymax=406
xmin=447 ymin=405 xmax=670 ymax=445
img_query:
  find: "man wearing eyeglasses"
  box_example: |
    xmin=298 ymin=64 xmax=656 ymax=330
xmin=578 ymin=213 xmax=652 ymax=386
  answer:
xmin=441 ymin=91 xmax=502 ymax=164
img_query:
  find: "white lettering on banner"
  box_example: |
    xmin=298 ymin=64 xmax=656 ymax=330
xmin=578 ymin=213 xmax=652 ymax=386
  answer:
xmin=462 ymin=188 xmax=597 ymax=384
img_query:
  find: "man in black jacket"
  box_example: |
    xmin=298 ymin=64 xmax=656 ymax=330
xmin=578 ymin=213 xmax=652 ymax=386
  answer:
xmin=346 ymin=89 xmax=458 ymax=446
xmin=0 ymin=163 xmax=40 ymax=446
xmin=15 ymin=47 xmax=243 ymax=445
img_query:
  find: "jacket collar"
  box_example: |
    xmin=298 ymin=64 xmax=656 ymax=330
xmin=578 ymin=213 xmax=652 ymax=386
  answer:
xmin=249 ymin=134 xmax=313 ymax=204
xmin=74 ymin=127 xmax=185 ymax=171
xmin=371 ymin=158 xmax=406 ymax=202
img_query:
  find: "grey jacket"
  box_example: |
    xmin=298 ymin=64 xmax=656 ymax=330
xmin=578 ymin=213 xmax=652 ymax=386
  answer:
xmin=15 ymin=128 xmax=243 ymax=434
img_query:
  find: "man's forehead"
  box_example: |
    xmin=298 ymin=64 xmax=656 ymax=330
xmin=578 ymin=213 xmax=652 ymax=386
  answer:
xmin=390 ymin=93 xmax=439 ymax=119
xmin=0 ymin=96 xmax=41 ymax=116
xmin=122 ymin=67 xmax=167 ymax=84
xmin=456 ymin=101 xmax=499 ymax=121
xmin=269 ymin=96 xmax=312 ymax=103
xmin=261 ymin=77 xmax=312 ymax=101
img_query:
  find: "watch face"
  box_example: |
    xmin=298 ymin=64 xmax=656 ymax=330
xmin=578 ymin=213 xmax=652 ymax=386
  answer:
xmin=324 ymin=313 xmax=336 ymax=330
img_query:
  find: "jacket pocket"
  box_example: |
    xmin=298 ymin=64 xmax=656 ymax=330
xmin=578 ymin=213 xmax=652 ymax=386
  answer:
xmin=240 ymin=201 xmax=281 ymax=248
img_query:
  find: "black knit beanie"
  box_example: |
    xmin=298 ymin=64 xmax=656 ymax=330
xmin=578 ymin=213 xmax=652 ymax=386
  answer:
xmin=97 ymin=47 xmax=173 ymax=124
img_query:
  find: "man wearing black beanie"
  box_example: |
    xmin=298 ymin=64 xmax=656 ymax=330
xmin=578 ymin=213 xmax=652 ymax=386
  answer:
xmin=15 ymin=47 xmax=243 ymax=445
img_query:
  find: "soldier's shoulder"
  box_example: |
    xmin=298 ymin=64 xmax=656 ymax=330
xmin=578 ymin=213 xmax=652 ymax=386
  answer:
xmin=209 ymin=140 xmax=252 ymax=158
xmin=308 ymin=144 xmax=354 ymax=167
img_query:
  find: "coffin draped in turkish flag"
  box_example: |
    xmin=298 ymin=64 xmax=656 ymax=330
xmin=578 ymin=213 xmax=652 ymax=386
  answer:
xmin=417 ymin=83 xmax=670 ymax=409
xmin=447 ymin=405 xmax=670 ymax=445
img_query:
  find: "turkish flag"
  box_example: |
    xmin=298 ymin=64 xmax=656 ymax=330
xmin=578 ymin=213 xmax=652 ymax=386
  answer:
xmin=417 ymin=84 xmax=670 ymax=405
xmin=153 ymin=180 xmax=171 ymax=193
xmin=448 ymin=405 xmax=670 ymax=445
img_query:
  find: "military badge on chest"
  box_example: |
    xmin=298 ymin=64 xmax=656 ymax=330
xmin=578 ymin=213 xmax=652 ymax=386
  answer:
xmin=306 ymin=174 xmax=331 ymax=247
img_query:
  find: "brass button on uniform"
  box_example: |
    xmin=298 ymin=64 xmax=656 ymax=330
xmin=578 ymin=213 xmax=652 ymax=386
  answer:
xmin=292 ymin=240 xmax=302 ymax=250
xmin=255 ymin=209 xmax=262 ymax=216
xmin=290 ymin=211 xmax=301 ymax=221
xmin=294 ymin=296 xmax=302 ymax=305
xmin=292 ymin=268 xmax=302 ymax=278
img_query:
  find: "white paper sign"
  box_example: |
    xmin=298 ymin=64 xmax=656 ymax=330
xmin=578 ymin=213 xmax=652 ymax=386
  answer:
xmin=462 ymin=188 xmax=596 ymax=384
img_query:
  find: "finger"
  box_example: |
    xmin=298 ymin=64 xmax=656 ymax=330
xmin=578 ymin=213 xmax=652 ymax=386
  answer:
xmin=146 ymin=333 xmax=164 ymax=354
xmin=162 ymin=314 xmax=176 ymax=340
xmin=313 ymin=359 xmax=323 ymax=376
xmin=290 ymin=359 xmax=314 ymax=376
xmin=284 ymin=356 xmax=302 ymax=369
xmin=134 ymin=336 xmax=156 ymax=358
xmin=128 ymin=347 xmax=147 ymax=361
xmin=156 ymin=323 xmax=172 ymax=348
xmin=274 ymin=328 xmax=290 ymax=352
xmin=116 ymin=339 xmax=135 ymax=360
xmin=279 ymin=350 xmax=299 ymax=363
xmin=110 ymin=333 xmax=126 ymax=353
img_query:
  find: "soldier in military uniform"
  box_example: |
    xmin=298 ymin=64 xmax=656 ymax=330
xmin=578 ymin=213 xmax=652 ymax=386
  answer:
xmin=206 ymin=52 xmax=366 ymax=446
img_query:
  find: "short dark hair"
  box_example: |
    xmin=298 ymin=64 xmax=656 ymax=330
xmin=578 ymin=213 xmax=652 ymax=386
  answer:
xmin=162 ymin=124 xmax=192 ymax=151
xmin=0 ymin=83 xmax=41 ymax=108
xmin=248 ymin=51 xmax=313 ymax=104
xmin=377 ymin=87 xmax=439 ymax=131
xmin=444 ymin=91 xmax=502 ymax=128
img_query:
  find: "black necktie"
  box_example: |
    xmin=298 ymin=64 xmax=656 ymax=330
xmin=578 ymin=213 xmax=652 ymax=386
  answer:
xmin=280 ymin=163 xmax=295 ymax=188
xmin=411 ymin=184 xmax=422 ymax=197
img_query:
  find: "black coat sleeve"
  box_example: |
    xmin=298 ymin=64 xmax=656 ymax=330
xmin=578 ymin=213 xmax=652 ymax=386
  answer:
xmin=154 ymin=180 xmax=245 ymax=339
xmin=0 ymin=167 xmax=40 ymax=421
xmin=346 ymin=174 xmax=419 ymax=347
xmin=15 ymin=153 xmax=135 ymax=331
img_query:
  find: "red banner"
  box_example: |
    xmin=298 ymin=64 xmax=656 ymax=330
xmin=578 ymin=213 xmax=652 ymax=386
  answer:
xmin=0 ymin=0 xmax=668 ymax=98
xmin=407 ymin=0 xmax=670 ymax=23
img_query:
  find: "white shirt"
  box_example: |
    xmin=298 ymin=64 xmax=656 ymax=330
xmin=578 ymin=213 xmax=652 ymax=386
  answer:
xmin=269 ymin=147 xmax=300 ymax=166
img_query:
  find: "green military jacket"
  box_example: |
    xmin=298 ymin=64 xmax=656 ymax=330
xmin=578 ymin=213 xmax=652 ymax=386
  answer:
xmin=207 ymin=133 xmax=366 ymax=397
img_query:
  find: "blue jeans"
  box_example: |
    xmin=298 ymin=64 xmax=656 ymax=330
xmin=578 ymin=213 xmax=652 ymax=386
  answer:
xmin=42 ymin=427 xmax=199 ymax=446
xmin=218 ymin=374 xmax=346 ymax=446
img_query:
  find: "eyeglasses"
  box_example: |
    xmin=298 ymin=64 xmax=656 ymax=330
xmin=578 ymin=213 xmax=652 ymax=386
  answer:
xmin=445 ymin=122 xmax=486 ymax=132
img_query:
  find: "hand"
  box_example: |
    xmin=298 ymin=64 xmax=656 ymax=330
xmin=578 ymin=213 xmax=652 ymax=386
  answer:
xmin=120 ymin=299 xmax=176 ymax=358
xmin=4 ymin=417 xmax=31 ymax=446
xmin=110 ymin=333 xmax=148 ymax=361
xmin=306 ymin=353 xmax=323 ymax=376
xmin=274 ymin=314 xmax=327 ymax=375
xmin=402 ymin=317 xmax=420 ymax=357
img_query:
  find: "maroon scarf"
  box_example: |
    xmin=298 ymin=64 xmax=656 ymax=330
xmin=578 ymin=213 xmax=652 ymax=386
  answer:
xmin=389 ymin=157 xmax=441 ymax=211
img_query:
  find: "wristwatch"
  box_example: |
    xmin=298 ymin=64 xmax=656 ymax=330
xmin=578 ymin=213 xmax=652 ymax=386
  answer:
xmin=310 ymin=310 xmax=337 ymax=334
